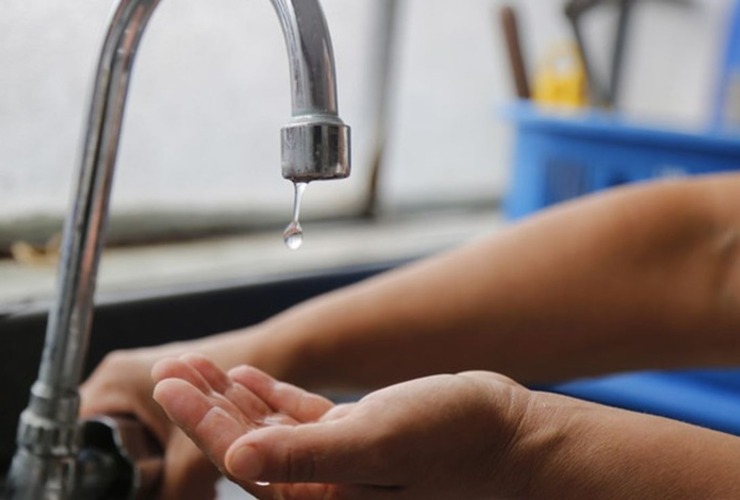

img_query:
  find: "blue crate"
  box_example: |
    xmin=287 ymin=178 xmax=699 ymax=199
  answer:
xmin=503 ymin=102 xmax=740 ymax=219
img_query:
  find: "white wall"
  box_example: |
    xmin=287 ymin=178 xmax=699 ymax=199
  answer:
xmin=0 ymin=0 xmax=734 ymax=224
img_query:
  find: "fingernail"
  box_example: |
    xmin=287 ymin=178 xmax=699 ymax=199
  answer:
xmin=227 ymin=445 xmax=263 ymax=479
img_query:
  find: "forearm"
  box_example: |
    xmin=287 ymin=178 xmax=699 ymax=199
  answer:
xmin=215 ymin=174 xmax=740 ymax=389
xmin=521 ymin=390 xmax=740 ymax=499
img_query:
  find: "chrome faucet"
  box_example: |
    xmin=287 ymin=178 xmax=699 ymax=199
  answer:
xmin=3 ymin=0 xmax=350 ymax=498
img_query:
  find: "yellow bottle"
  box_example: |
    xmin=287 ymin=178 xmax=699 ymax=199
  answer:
xmin=532 ymin=42 xmax=588 ymax=109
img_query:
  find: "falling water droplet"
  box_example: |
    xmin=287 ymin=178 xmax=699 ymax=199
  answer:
xmin=283 ymin=182 xmax=307 ymax=250
xmin=283 ymin=221 xmax=303 ymax=250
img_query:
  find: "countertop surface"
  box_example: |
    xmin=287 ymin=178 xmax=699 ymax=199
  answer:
xmin=0 ymin=209 xmax=503 ymax=309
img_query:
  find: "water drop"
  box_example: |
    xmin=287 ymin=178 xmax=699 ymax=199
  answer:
xmin=283 ymin=182 xmax=307 ymax=250
xmin=283 ymin=221 xmax=303 ymax=250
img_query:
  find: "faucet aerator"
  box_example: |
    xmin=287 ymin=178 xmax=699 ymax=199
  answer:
xmin=281 ymin=117 xmax=351 ymax=182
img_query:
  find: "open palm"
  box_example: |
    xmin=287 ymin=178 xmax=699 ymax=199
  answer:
xmin=152 ymin=354 xmax=535 ymax=500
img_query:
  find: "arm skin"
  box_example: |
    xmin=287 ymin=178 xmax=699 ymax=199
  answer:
xmin=224 ymin=172 xmax=740 ymax=389
xmin=80 ymin=172 xmax=740 ymax=497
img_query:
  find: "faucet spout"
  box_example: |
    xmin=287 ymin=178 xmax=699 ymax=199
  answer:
xmin=275 ymin=1 xmax=351 ymax=182
xmin=3 ymin=0 xmax=349 ymax=498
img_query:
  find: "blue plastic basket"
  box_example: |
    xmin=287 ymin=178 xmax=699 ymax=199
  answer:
xmin=503 ymin=102 xmax=740 ymax=219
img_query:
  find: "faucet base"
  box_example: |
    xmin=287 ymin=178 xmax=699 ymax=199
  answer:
xmin=2 ymin=448 xmax=77 ymax=500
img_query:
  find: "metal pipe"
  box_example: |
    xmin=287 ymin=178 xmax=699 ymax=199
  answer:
xmin=3 ymin=0 xmax=349 ymax=497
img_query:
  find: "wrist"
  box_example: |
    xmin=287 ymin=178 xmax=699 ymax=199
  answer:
xmin=520 ymin=390 xmax=740 ymax=498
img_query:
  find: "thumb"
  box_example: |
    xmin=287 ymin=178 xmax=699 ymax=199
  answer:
xmin=224 ymin=421 xmax=395 ymax=486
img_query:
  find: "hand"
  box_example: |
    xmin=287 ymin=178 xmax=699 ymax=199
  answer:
xmin=151 ymin=354 xmax=538 ymax=499
xmin=153 ymin=354 xmax=740 ymax=499
xmin=80 ymin=346 xmax=222 ymax=499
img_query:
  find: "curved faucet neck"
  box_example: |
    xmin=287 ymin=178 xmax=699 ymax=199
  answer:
xmin=272 ymin=0 xmax=338 ymax=116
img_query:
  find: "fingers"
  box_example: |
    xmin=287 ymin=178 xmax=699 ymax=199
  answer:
xmin=151 ymin=356 xmax=275 ymax=499
xmin=228 ymin=365 xmax=333 ymax=422
xmin=153 ymin=355 xmax=275 ymax=423
xmin=223 ymin=420 xmax=394 ymax=486
xmin=182 ymin=353 xmax=232 ymax=393
xmin=153 ymin=377 xmax=217 ymax=433
xmin=152 ymin=355 xmax=218 ymax=394
xmin=152 ymin=356 xmax=332 ymax=427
